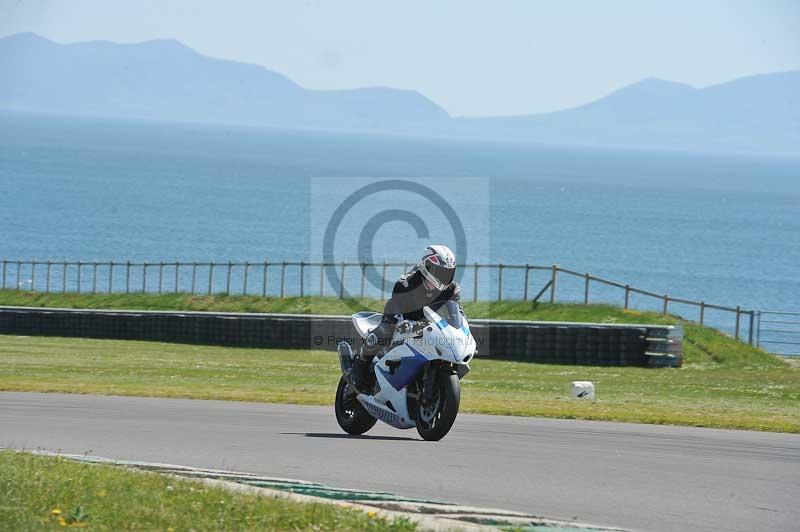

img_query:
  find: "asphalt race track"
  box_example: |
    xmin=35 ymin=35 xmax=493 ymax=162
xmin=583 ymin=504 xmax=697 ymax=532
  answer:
xmin=2 ymin=392 xmax=798 ymax=532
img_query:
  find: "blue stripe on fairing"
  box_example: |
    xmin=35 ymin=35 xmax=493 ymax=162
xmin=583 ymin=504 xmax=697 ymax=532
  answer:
xmin=377 ymin=344 xmax=429 ymax=390
xmin=436 ymin=319 xmax=447 ymax=330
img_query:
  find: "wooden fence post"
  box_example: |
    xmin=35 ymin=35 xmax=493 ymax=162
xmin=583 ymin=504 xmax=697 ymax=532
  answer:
xmin=473 ymin=263 xmax=479 ymax=302
xmin=360 ymin=263 xmax=366 ymax=299
xmin=299 ymin=262 xmax=305 ymax=297
xmin=550 ymin=264 xmax=557 ymax=303
xmin=262 ymin=260 xmax=268 ymax=297
xmin=46 ymin=260 xmax=52 ymax=293
xmin=108 ymin=262 xmax=114 ymax=293
xmin=243 ymin=262 xmax=250 ymax=295
xmin=319 ymin=262 xmax=324 ymax=296
xmin=624 ymin=284 xmax=630 ymax=309
xmin=755 ymin=311 xmax=761 ymax=346
xmin=735 ymin=306 xmax=741 ymax=340
xmin=339 ymin=261 xmax=347 ymax=299
xmin=663 ymin=294 xmax=669 ymax=315
xmin=280 ymin=261 xmax=286 ymax=298
xmin=584 ymin=273 xmax=590 ymax=304
xmin=92 ymin=262 xmax=98 ymax=294
xmin=339 ymin=263 xmax=346 ymax=299
xmin=225 ymin=261 xmax=232 ymax=295
xmin=208 ymin=262 xmax=214 ymax=295
xmin=523 ymin=265 xmax=530 ymax=300
xmin=497 ymin=263 xmax=504 ymax=301
xmin=699 ymin=301 xmax=705 ymax=325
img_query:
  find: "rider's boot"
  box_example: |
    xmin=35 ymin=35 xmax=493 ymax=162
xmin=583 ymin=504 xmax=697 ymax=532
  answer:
xmin=350 ymin=356 xmax=370 ymax=392
xmin=350 ymin=331 xmax=382 ymax=392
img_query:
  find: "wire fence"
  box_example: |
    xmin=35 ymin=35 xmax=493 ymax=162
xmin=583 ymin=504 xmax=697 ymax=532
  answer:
xmin=0 ymin=258 xmax=759 ymax=346
xmin=756 ymin=310 xmax=800 ymax=356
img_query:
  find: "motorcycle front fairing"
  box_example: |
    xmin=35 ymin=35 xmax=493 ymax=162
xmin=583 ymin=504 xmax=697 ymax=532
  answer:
xmin=356 ymin=304 xmax=474 ymax=429
xmin=359 ymin=341 xmax=428 ymax=429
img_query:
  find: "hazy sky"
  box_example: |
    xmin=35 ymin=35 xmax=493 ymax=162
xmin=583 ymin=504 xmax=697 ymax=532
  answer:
xmin=2 ymin=0 xmax=798 ymax=116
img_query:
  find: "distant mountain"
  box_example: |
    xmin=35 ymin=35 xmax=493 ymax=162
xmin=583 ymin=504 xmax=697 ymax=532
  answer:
xmin=2 ymin=32 xmax=798 ymax=155
xmin=452 ymin=73 xmax=800 ymax=155
xmin=0 ymin=32 xmax=449 ymax=131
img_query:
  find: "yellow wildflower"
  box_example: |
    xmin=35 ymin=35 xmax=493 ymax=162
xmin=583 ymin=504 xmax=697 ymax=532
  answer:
xmin=57 ymin=516 xmax=67 ymax=526
xmin=51 ymin=509 xmax=62 ymax=516
xmin=367 ymin=511 xmax=377 ymax=518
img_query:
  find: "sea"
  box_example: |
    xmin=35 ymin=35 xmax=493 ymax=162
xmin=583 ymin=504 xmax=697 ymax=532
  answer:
xmin=1 ymin=111 xmax=798 ymax=339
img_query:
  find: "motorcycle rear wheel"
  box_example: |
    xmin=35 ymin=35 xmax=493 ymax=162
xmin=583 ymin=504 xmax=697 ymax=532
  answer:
xmin=335 ymin=376 xmax=377 ymax=435
xmin=415 ymin=371 xmax=460 ymax=441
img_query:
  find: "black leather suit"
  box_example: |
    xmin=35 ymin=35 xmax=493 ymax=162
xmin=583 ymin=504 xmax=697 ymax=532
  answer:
xmin=364 ymin=268 xmax=461 ymax=355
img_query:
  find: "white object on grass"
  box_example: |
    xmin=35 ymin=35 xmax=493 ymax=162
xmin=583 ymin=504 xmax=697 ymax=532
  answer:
xmin=570 ymin=381 xmax=595 ymax=400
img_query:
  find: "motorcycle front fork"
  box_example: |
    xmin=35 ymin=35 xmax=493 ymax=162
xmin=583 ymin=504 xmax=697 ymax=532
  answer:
xmin=421 ymin=365 xmax=435 ymax=405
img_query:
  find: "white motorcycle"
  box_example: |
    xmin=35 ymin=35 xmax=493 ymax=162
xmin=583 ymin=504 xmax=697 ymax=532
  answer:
xmin=335 ymin=300 xmax=475 ymax=441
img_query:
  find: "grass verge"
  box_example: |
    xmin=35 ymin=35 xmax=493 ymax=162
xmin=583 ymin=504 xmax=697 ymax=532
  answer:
xmin=0 ymin=291 xmax=686 ymax=320
xmin=0 ymin=450 xmax=416 ymax=531
xmin=1 ymin=334 xmax=797 ymax=432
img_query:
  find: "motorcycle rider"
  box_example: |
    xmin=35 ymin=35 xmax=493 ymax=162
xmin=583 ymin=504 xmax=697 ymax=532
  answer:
xmin=349 ymin=244 xmax=460 ymax=391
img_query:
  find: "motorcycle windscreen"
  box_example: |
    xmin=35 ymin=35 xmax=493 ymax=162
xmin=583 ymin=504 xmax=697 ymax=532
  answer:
xmin=433 ymin=300 xmax=463 ymax=329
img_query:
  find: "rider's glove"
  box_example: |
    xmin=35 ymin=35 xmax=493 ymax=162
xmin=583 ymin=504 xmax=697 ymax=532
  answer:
xmin=396 ymin=320 xmax=413 ymax=334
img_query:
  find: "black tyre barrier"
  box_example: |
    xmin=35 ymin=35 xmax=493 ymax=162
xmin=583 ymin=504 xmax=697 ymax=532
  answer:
xmin=0 ymin=306 xmax=682 ymax=367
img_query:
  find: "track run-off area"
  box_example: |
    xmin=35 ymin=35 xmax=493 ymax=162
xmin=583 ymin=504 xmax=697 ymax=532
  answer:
xmin=2 ymin=392 xmax=798 ymax=532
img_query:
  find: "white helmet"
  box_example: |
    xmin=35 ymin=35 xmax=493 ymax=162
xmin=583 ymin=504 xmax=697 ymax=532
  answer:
xmin=418 ymin=245 xmax=456 ymax=292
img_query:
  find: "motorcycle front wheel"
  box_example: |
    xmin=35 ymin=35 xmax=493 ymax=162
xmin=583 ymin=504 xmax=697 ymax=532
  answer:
xmin=415 ymin=371 xmax=461 ymax=441
xmin=335 ymin=376 xmax=377 ymax=435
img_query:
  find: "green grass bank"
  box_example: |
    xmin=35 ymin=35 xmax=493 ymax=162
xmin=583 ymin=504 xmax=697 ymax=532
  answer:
xmin=0 ymin=451 xmax=416 ymax=531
